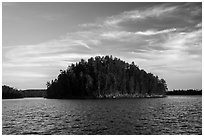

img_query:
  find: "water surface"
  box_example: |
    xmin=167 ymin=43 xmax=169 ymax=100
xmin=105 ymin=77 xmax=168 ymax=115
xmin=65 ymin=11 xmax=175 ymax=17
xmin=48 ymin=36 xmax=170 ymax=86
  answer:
xmin=2 ymin=96 xmax=202 ymax=135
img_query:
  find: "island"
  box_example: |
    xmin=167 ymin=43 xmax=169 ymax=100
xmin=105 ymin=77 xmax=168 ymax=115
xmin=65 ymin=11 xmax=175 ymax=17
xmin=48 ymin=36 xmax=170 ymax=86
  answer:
xmin=45 ymin=55 xmax=168 ymax=99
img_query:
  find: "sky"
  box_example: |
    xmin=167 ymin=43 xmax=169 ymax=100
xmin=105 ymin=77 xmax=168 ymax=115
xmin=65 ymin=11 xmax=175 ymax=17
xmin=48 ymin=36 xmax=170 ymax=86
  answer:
xmin=2 ymin=2 xmax=202 ymax=90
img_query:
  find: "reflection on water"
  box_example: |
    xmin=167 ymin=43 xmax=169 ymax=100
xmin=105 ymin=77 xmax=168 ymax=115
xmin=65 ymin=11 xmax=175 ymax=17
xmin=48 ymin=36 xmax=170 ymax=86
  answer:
xmin=2 ymin=96 xmax=202 ymax=135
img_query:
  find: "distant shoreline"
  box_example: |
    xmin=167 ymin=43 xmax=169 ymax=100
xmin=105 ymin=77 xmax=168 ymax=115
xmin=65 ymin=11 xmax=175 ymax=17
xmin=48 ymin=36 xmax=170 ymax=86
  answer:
xmin=166 ymin=89 xmax=202 ymax=95
xmin=2 ymin=85 xmax=202 ymax=99
xmin=2 ymin=94 xmax=202 ymax=100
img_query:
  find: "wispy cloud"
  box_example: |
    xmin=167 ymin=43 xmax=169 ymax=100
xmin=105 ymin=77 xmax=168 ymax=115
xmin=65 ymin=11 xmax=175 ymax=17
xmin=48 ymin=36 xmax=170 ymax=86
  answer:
xmin=73 ymin=40 xmax=91 ymax=49
xmin=135 ymin=28 xmax=177 ymax=35
xmin=103 ymin=4 xmax=178 ymax=27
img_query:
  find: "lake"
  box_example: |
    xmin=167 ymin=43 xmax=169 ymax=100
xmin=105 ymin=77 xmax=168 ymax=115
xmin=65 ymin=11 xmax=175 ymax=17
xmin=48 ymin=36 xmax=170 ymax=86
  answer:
xmin=2 ymin=96 xmax=202 ymax=135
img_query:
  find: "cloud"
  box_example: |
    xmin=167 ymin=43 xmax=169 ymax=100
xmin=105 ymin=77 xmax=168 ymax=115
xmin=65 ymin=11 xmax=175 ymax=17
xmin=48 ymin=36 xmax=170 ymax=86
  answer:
xmin=78 ymin=4 xmax=179 ymax=30
xmin=3 ymin=71 xmax=48 ymax=78
xmin=78 ymin=23 xmax=103 ymax=28
xmin=101 ymin=31 xmax=133 ymax=39
xmin=196 ymin=23 xmax=202 ymax=28
xmin=135 ymin=28 xmax=177 ymax=35
xmin=103 ymin=4 xmax=178 ymax=27
xmin=80 ymin=3 xmax=201 ymax=33
xmin=73 ymin=40 xmax=91 ymax=49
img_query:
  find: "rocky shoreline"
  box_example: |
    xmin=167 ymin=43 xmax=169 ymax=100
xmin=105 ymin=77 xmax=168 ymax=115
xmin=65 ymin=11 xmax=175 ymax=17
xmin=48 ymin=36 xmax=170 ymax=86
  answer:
xmin=96 ymin=93 xmax=166 ymax=99
xmin=46 ymin=93 xmax=166 ymax=99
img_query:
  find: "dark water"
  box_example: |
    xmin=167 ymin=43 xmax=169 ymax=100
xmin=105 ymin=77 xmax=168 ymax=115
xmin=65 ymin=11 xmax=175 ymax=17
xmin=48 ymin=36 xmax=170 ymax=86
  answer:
xmin=2 ymin=96 xmax=202 ymax=135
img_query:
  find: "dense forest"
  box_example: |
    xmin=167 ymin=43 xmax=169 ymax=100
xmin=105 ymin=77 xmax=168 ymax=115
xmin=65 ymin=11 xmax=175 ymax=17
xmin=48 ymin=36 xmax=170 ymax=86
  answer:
xmin=2 ymin=85 xmax=45 ymax=99
xmin=46 ymin=56 xmax=168 ymax=99
xmin=166 ymin=89 xmax=202 ymax=95
xmin=22 ymin=89 xmax=46 ymax=97
xmin=2 ymin=85 xmax=23 ymax=99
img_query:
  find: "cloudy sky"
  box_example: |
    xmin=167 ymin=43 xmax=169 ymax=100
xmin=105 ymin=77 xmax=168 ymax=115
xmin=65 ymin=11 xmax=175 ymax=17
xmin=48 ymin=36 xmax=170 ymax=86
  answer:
xmin=2 ymin=2 xmax=202 ymax=90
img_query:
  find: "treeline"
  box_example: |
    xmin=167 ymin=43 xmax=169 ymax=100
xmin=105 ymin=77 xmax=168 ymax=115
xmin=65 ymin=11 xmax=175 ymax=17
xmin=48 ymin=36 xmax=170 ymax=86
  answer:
xmin=22 ymin=89 xmax=46 ymax=97
xmin=2 ymin=85 xmax=23 ymax=99
xmin=46 ymin=55 xmax=168 ymax=99
xmin=2 ymin=85 xmax=46 ymax=99
xmin=166 ymin=89 xmax=202 ymax=95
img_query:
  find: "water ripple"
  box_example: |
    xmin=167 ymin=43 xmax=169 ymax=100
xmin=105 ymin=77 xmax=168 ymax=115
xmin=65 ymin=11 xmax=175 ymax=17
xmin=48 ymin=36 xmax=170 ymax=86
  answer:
xmin=2 ymin=96 xmax=202 ymax=135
